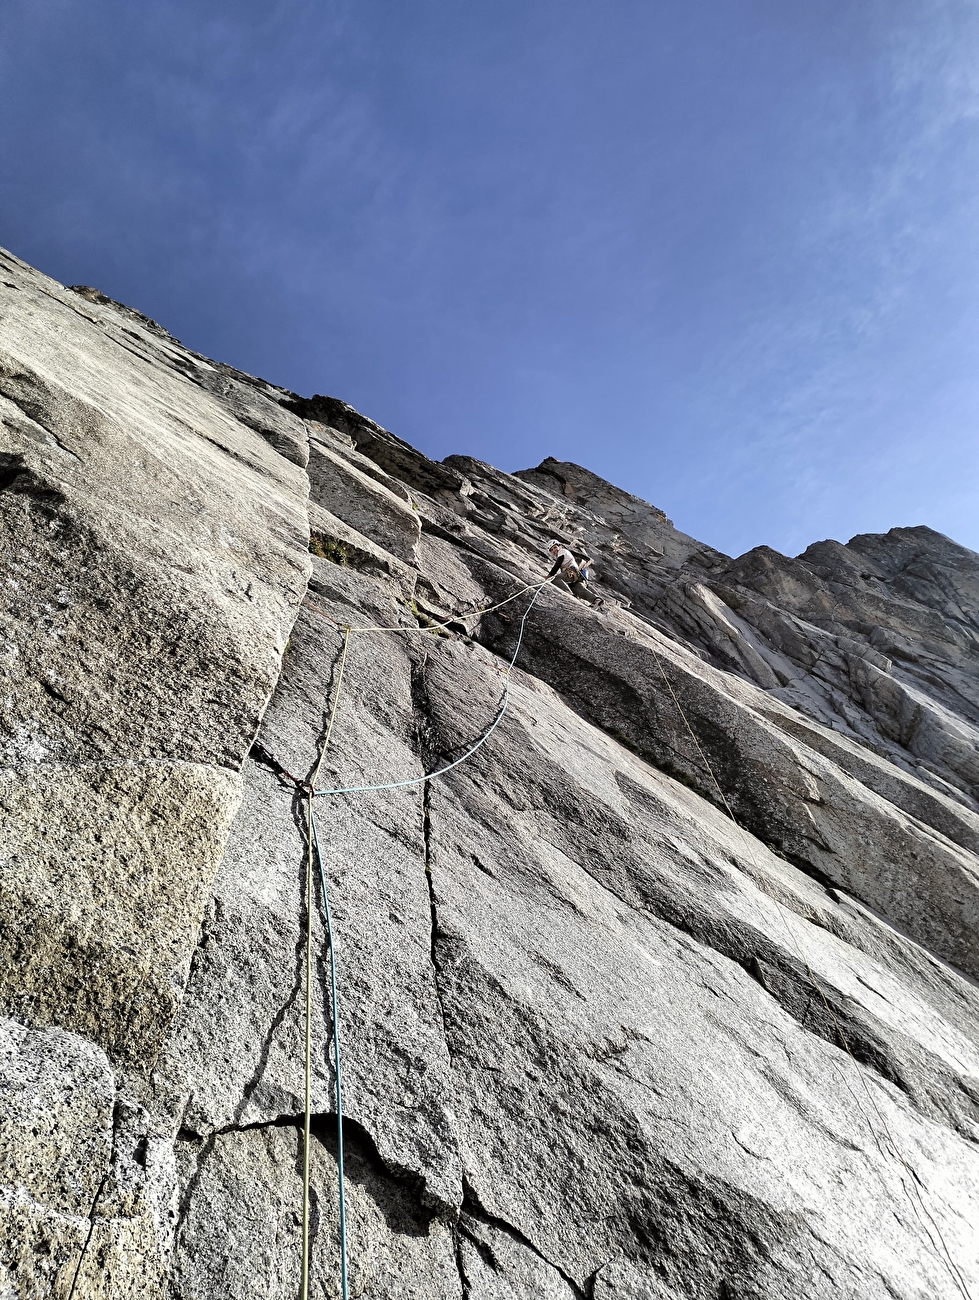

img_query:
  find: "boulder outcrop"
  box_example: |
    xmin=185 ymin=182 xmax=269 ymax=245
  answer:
xmin=1 ymin=247 xmax=978 ymax=1299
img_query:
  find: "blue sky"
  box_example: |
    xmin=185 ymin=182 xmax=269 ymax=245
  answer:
xmin=2 ymin=0 xmax=977 ymax=558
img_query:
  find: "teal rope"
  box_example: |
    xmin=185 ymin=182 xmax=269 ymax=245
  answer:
xmin=305 ymin=584 xmax=543 ymax=1300
xmin=314 ymin=583 xmax=545 ymax=800
xmin=309 ymin=808 xmax=349 ymax=1300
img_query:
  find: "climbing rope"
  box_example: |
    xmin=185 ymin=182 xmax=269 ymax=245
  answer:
xmin=310 ymin=809 xmax=349 ymax=1300
xmin=293 ymin=578 xmax=548 ymax=1300
xmin=301 ymin=629 xmax=350 ymax=1300
xmin=303 ymin=576 xmax=547 ymax=638
xmin=313 ymin=581 xmax=547 ymax=800
xmin=644 ymin=635 xmax=974 ymax=1300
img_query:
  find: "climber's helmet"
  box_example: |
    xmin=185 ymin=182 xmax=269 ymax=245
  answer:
xmin=546 ymin=540 xmax=562 ymax=553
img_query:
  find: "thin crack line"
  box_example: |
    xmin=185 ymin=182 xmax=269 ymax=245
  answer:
xmin=67 ymin=1103 xmax=119 ymax=1300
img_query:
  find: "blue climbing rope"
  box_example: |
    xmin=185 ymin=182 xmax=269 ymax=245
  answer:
xmin=304 ymin=581 xmax=545 ymax=1300
xmin=309 ymin=808 xmax=349 ymax=1300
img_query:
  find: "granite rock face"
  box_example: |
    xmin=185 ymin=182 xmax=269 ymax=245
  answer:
xmin=1 ymin=248 xmax=978 ymax=1299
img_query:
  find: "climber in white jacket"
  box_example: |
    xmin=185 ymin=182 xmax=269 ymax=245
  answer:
xmin=546 ymin=541 xmax=603 ymax=607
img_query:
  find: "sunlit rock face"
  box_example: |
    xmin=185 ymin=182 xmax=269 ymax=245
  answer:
xmin=1 ymin=246 xmax=978 ymax=1300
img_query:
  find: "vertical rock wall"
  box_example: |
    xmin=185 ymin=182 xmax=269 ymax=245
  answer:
xmin=2 ymin=249 xmax=978 ymax=1299
xmin=0 ymin=249 xmax=310 ymax=1295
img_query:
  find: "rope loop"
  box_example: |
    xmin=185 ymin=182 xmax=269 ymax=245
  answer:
xmin=295 ymin=586 xmax=543 ymax=1300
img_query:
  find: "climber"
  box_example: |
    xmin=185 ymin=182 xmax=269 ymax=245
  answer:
xmin=546 ymin=541 xmax=603 ymax=607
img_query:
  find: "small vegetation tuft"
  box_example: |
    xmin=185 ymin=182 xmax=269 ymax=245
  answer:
xmin=409 ymin=598 xmax=454 ymax=637
xmin=309 ymin=533 xmax=349 ymax=565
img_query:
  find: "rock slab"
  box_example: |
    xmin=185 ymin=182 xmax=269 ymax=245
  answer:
xmin=1 ymin=248 xmax=978 ymax=1299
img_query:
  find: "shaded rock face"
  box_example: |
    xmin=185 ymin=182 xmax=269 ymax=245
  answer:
xmin=1 ymin=249 xmax=978 ymax=1300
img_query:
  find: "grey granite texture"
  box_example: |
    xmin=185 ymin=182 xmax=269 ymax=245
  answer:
xmin=1 ymin=247 xmax=978 ymax=1298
